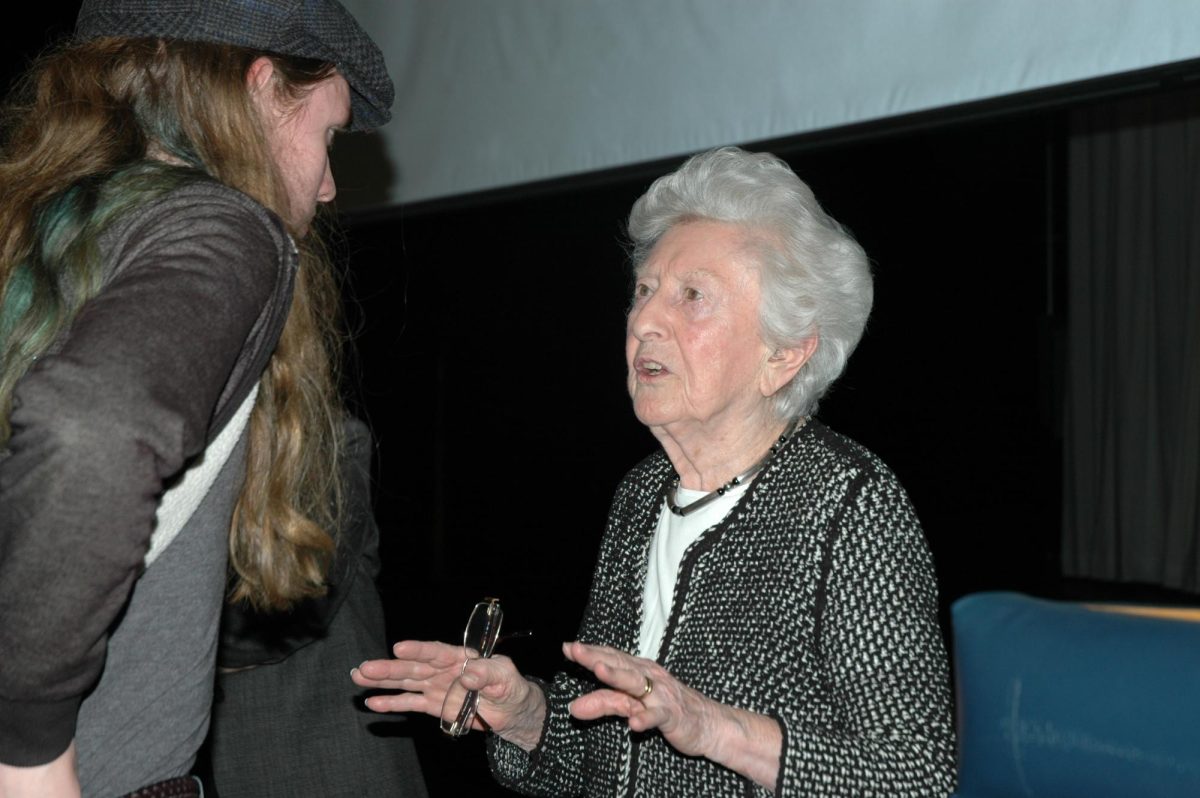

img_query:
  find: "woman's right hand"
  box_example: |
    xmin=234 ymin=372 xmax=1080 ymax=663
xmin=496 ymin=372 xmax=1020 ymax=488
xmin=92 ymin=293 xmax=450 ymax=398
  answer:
xmin=352 ymin=640 xmax=547 ymax=751
xmin=0 ymin=742 xmax=81 ymax=798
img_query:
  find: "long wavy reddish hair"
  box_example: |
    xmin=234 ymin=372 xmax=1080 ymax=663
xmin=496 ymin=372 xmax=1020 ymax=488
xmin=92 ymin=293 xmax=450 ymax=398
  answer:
xmin=0 ymin=38 xmax=345 ymax=610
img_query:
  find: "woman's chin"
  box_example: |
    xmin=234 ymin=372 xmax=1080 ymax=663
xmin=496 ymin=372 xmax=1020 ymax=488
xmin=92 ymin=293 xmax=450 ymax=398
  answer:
xmin=631 ymin=400 xmax=675 ymax=431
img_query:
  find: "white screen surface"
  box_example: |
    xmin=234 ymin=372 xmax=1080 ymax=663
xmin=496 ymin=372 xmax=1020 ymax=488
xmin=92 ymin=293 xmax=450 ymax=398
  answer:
xmin=341 ymin=0 xmax=1200 ymax=207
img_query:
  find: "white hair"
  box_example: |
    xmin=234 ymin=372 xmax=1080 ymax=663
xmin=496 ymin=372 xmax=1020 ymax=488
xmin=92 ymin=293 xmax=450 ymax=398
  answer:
xmin=627 ymin=146 xmax=872 ymax=418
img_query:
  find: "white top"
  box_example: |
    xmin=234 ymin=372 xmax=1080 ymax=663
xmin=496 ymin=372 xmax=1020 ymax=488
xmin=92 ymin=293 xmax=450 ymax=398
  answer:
xmin=145 ymin=383 xmax=258 ymax=568
xmin=637 ymin=481 xmax=749 ymax=659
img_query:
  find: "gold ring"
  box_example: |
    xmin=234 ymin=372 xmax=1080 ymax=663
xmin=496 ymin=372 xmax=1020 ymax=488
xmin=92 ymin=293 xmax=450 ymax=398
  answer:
xmin=640 ymin=675 xmax=653 ymax=698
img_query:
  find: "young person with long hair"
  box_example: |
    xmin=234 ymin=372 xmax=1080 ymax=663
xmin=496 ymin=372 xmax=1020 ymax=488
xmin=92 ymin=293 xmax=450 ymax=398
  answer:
xmin=0 ymin=2 xmax=394 ymax=795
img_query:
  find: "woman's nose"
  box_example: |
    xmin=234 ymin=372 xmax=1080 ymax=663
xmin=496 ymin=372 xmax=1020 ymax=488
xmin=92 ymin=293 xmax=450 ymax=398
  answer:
xmin=628 ymin=293 xmax=666 ymax=340
xmin=318 ymin=162 xmax=337 ymax=203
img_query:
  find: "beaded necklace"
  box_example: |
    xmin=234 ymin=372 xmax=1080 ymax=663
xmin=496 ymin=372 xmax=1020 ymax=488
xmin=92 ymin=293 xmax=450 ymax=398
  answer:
xmin=665 ymin=417 xmax=804 ymax=517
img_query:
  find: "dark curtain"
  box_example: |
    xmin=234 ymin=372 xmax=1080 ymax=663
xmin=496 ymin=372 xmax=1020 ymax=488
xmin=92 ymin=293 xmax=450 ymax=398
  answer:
xmin=1063 ymin=87 xmax=1200 ymax=591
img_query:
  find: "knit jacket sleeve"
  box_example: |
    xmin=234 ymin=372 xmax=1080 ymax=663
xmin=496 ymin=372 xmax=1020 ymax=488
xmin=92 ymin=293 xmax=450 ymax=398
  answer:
xmin=486 ymin=672 xmax=592 ymax=797
xmin=774 ymin=467 xmax=956 ymax=797
xmin=486 ymin=457 xmax=659 ymax=796
xmin=0 ymin=182 xmax=294 ymax=767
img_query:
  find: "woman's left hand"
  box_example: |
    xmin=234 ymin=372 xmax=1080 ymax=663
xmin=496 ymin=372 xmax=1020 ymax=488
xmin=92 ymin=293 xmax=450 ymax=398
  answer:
xmin=562 ymin=641 xmax=782 ymax=791
xmin=562 ymin=641 xmax=717 ymax=758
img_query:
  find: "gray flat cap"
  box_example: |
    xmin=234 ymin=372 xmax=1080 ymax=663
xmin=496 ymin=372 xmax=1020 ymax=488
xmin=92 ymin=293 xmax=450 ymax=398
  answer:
xmin=75 ymin=0 xmax=393 ymax=131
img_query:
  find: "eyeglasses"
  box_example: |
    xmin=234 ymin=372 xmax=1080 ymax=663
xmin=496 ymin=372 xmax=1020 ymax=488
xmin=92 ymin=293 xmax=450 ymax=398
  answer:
xmin=440 ymin=598 xmax=504 ymax=737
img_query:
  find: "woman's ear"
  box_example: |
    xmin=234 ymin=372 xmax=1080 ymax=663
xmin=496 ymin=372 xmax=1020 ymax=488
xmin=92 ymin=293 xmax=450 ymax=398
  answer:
xmin=245 ymin=56 xmax=276 ymax=104
xmin=759 ymin=336 xmax=818 ymax=398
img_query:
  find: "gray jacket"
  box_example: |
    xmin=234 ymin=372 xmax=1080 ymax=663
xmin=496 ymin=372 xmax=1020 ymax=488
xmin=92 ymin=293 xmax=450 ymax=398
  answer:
xmin=0 ymin=179 xmax=295 ymax=795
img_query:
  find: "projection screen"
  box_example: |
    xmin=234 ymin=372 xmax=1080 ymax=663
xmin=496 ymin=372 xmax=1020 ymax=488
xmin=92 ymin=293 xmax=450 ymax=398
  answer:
xmin=340 ymin=0 xmax=1200 ymax=208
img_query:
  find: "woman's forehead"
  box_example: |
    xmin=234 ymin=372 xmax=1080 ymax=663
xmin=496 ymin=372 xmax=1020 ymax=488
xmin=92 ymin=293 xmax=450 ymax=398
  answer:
xmin=639 ymin=222 xmax=757 ymax=280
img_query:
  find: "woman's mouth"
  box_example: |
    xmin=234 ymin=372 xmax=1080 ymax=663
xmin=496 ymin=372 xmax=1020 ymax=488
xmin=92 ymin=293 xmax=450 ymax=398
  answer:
xmin=636 ymin=358 xmax=667 ymax=377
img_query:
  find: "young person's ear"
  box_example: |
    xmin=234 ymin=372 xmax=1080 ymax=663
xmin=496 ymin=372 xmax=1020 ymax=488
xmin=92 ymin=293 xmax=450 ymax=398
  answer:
xmin=245 ymin=56 xmax=276 ymax=99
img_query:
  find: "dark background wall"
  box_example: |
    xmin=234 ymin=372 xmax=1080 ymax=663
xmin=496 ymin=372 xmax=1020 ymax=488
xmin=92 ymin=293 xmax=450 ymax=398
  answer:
xmin=347 ymin=110 xmax=1062 ymax=639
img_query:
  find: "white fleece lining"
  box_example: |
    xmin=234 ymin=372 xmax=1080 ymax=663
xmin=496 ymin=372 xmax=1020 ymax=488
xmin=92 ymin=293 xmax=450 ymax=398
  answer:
xmin=145 ymin=384 xmax=258 ymax=568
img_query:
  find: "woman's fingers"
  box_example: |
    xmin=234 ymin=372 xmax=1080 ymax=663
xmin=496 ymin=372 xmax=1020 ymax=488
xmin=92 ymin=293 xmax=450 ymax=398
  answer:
xmin=569 ymin=682 xmax=674 ymax=739
xmin=626 ymin=701 xmax=671 ymax=734
xmin=353 ymin=657 xmax=424 ymax=687
xmin=363 ymin=689 xmax=438 ymax=715
xmin=459 ymin=655 xmax=528 ymax=705
xmin=569 ymin=687 xmax=641 ymax=720
xmin=561 ymin=640 xmax=712 ymax=755
xmin=563 ymin=641 xmax=655 ymax=698
xmin=392 ymin=638 xmax=464 ymax=666
xmin=350 ymin=642 xmax=546 ymax=747
xmin=563 ymin=641 xmax=662 ymax=718
xmin=351 ymin=639 xmax=465 ymax=715
xmin=562 ymin=639 xmax=624 ymax=669
xmin=353 ymin=640 xmax=460 ymax=679
xmin=594 ymin=657 xmax=652 ymax=700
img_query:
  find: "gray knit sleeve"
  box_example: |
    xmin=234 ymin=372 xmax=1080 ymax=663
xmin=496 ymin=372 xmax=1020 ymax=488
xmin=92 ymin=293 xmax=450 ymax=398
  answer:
xmin=775 ymin=469 xmax=956 ymax=797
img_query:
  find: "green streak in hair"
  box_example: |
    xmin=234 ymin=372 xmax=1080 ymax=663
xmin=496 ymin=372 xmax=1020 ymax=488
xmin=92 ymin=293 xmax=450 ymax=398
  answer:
xmin=0 ymin=161 xmax=204 ymax=444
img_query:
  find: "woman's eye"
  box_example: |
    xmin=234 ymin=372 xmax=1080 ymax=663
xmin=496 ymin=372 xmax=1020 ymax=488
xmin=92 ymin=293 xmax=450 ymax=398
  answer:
xmin=683 ymin=287 xmax=703 ymax=301
xmin=633 ymin=283 xmax=651 ymax=299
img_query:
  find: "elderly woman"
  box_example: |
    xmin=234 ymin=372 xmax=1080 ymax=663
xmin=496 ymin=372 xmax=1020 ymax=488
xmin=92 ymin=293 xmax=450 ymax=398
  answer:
xmin=354 ymin=147 xmax=955 ymax=796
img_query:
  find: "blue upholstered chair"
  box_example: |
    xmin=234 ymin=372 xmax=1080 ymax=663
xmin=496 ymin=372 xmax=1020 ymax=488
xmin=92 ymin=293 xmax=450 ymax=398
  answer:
xmin=951 ymin=591 xmax=1200 ymax=798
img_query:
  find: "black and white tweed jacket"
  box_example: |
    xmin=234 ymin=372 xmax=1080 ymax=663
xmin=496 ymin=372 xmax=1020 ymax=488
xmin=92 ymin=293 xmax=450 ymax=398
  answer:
xmin=490 ymin=419 xmax=956 ymax=797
